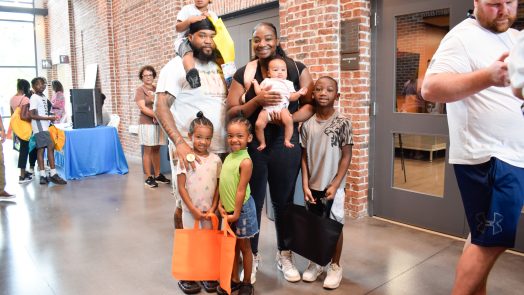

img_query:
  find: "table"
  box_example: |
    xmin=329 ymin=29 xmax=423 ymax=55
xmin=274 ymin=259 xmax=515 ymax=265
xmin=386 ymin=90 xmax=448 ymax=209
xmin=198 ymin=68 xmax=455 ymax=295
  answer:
xmin=54 ymin=126 xmax=129 ymax=180
xmin=394 ymin=134 xmax=447 ymax=162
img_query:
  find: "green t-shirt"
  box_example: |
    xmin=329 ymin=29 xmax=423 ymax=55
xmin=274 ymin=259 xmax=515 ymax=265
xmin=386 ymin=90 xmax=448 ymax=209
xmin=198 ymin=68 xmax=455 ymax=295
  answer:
xmin=219 ymin=149 xmax=251 ymax=212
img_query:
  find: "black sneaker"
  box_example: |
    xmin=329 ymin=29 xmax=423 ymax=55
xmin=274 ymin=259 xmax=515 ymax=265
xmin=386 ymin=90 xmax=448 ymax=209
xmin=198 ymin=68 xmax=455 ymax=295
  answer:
xmin=155 ymin=173 xmax=171 ymax=184
xmin=178 ymin=280 xmax=201 ymax=294
xmin=49 ymin=174 xmax=67 ymax=185
xmin=217 ymin=281 xmax=241 ymax=295
xmin=186 ymin=68 xmax=201 ymax=88
xmin=39 ymin=176 xmax=48 ymax=185
xmin=19 ymin=175 xmax=32 ymax=184
xmin=201 ymin=280 xmax=219 ymax=293
xmin=145 ymin=176 xmax=158 ymax=188
xmin=238 ymin=283 xmax=254 ymax=295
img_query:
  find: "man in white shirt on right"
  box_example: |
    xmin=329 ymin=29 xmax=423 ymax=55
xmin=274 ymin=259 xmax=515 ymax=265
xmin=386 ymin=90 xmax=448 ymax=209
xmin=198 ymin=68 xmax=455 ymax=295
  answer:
xmin=422 ymin=1 xmax=523 ymax=294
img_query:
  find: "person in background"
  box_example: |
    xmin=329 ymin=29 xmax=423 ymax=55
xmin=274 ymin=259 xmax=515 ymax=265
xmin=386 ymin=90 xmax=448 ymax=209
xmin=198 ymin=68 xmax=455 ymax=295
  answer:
xmin=51 ymin=80 xmax=66 ymax=123
xmin=0 ymin=117 xmax=15 ymax=199
xmin=29 ymin=77 xmax=67 ymax=186
xmin=509 ymin=30 xmax=524 ymax=100
xmin=399 ymin=78 xmax=426 ymax=113
xmin=135 ymin=65 xmax=170 ymax=188
xmin=421 ymin=1 xmax=523 ymax=294
xmin=226 ymin=22 xmax=314 ymax=284
xmin=10 ymin=79 xmax=37 ymax=183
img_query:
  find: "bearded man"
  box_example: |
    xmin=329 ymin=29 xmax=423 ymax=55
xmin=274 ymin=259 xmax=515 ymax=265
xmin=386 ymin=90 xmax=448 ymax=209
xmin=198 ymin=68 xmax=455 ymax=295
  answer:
xmin=422 ymin=1 xmax=523 ymax=294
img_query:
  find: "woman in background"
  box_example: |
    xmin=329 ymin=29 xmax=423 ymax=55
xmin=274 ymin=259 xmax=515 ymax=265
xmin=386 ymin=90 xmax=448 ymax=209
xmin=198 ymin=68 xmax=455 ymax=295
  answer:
xmin=135 ymin=65 xmax=170 ymax=188
xmin=51 ymin=80 xmax=66 ymax=123
xmin=9 ymin=79 xmax=37 ymax=183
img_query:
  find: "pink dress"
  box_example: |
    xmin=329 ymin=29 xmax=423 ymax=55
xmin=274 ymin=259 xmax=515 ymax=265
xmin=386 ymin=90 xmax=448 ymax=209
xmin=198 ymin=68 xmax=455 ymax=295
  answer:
xmin=51 ymin=91 xmax=66 ymax=123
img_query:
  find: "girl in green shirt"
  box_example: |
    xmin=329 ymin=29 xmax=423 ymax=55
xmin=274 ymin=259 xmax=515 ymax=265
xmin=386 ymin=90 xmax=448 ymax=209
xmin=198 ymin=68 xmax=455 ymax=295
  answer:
xmin=218 ymin=116 xmax=258 ymax=295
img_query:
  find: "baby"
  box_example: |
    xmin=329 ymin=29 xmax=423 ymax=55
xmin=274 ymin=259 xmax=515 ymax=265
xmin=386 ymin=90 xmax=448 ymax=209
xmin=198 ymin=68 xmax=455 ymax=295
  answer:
xmin=253 ymin=57 xmax=307 ymax=150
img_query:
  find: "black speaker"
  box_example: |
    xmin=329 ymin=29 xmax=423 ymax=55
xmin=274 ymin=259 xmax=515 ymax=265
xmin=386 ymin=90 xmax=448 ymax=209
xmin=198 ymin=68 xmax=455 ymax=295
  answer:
xmin=70 ymin=88 xmax=103 ymax=129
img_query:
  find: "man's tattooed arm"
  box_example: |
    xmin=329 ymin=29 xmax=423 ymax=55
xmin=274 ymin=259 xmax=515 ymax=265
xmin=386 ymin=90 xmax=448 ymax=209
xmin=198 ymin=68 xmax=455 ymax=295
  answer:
xmin=154 ymin=92 xmax=198 ymax=170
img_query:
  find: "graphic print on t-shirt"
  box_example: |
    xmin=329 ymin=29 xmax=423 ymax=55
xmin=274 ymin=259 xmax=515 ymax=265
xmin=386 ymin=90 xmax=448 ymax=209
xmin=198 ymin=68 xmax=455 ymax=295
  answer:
xmin=325 ymin=117 xmax=352 ymax=148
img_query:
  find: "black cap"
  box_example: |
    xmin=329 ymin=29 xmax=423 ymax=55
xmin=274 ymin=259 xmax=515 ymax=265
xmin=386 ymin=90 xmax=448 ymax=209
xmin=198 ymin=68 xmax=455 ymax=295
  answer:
xmin=189 ymin=18 xmax=216 ymax=34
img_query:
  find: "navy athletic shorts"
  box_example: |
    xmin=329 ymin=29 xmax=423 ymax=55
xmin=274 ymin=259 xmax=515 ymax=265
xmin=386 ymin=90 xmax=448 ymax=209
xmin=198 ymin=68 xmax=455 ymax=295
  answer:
xmin=454 ymin=157 xmax=524 ymax=248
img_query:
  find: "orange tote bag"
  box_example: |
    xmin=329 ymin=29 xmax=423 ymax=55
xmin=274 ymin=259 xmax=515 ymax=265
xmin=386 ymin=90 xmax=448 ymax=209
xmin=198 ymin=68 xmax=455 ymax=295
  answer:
xmin=172 ymin=214 xmax=222 ymax=281
xmin=219 ymin=219 xmax=237 ymax=295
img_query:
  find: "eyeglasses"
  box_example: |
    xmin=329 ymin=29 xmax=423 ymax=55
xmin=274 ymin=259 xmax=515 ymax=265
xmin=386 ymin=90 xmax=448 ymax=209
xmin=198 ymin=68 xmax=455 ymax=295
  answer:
xmin=142 ymin=74 xmax=154 ymax=78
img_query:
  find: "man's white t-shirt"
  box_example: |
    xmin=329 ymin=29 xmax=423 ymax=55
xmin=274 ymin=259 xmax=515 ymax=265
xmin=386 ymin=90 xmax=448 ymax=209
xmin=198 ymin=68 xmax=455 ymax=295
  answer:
xmin=426 ymin=18 xmax=524 ymax=168
xmin=509 ymin=30 xmax=524 ymax=91
xmin=156 ymin=56 xmax=227 ymax=154
xmin=29 ymin=93 xmax=50 ymax=134
xmin=174 ymin=4 xmax=218 ymax=52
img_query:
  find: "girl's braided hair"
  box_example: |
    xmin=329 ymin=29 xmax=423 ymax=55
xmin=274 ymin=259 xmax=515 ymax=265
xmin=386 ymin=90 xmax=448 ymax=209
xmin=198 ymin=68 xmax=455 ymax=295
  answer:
xmin=189 ymin=111 xmax=214 ymax=134
xmin=227 ymin=111 xmax=252 ymax=134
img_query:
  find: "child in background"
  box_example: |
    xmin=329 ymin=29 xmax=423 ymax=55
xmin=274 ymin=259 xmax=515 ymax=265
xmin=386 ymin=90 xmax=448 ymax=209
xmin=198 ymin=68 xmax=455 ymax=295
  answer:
xmin=299 ymin=76 xmax=353 ymax=289
xmin=217 ymin=116 xmax=258 ymax=295
xmin=29 ymin=77 xmax=67 ymax=186
xmin=252 ymin=57 xmax=307 ymax=150
xmin=176 ymin=111 xmax=221 ymax=294
xmin=174 ymin=0 xmax=218 ymax=88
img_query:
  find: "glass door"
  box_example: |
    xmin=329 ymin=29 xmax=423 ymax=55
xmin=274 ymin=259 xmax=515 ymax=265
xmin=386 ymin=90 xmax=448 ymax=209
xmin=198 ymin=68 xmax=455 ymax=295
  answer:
xmin=373 ymin=0 xmax=471 ymax=237
xmin=374 ymin=0 xmax=524 ymax=252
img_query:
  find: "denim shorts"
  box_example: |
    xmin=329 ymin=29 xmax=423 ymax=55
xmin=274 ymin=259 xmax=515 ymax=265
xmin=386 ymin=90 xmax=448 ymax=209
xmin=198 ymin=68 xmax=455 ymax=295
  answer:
xmin=228 ymin=196 xmax=259 ymax=239
xmin=454 ymin=157 xmax=524 ymax=248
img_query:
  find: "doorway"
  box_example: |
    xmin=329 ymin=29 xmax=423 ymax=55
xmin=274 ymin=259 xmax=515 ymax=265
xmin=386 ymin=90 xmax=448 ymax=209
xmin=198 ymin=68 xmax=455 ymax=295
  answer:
xmin=373 ymin=0 xmax=524 ymax=252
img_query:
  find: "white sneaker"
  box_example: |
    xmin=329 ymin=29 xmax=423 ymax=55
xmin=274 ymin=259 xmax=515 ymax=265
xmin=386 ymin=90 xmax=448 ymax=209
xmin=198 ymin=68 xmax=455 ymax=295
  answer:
xmin=241 ymin=253 xmax=261 ymax=284
xmin=323 ymin=263 xmax=343 ymax=289
xmin=276 ymin=250 xmax=301 ymax=282
xmin=302 ymin=261 xmax=323 ymax=282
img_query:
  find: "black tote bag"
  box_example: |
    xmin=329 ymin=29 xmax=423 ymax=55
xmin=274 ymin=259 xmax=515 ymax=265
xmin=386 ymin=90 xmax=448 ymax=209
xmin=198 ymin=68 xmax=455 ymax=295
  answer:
xmin=282 ymin=204 xmax=343 ymax=266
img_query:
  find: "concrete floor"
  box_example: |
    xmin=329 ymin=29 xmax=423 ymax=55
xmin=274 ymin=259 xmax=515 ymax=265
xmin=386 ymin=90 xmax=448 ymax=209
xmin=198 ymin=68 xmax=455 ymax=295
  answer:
xmin=1 ymin=142 xmax=524 ymax=295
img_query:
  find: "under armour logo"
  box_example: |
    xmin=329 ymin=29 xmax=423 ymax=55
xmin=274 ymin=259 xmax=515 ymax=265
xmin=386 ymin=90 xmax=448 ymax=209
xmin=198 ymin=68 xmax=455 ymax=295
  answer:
xmin=475 ymin=212 xmax=503 ymax=235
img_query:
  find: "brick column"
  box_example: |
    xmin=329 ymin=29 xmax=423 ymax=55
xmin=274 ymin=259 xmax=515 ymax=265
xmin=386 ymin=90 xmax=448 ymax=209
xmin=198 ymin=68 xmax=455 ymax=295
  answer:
xmin=280 ymin=0 xmax=371 ymax=218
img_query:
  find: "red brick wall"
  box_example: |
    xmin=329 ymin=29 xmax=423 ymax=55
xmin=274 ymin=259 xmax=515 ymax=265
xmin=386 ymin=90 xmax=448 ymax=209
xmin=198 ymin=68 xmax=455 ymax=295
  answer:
xmin=341 ymin=0 xmax=371 ymax=218
xmin=46 ymin=0 xmax=372 ymax=217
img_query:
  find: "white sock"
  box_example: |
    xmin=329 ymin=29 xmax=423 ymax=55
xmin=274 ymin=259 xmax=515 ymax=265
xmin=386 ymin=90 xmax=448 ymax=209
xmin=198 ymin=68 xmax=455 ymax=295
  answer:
xmin=50 ymin=169 xmax=57 ymax=176
xmin=40 ymin=170 xmax=46 ymax=177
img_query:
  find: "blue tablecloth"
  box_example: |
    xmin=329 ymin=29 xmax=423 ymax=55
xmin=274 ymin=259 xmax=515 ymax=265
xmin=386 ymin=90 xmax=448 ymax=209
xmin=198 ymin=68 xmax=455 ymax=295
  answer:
xmin=54 ymin=126 xmax=129 ymax=180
